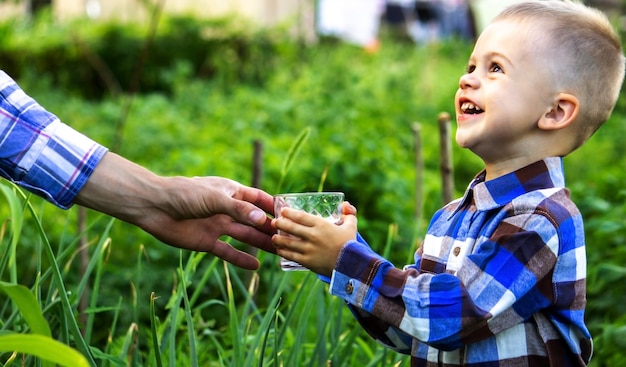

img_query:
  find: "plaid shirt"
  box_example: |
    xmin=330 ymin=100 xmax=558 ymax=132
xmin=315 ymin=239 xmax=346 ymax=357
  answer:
xmin=0 ymin=70 xmax=108 ymax=209
xmin=330 ymin=157 xmax=592 ymax=366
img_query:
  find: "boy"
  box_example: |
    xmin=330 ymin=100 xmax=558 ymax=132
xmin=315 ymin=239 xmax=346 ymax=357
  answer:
xmin=271 ymin=1 xmax=625 ymax=366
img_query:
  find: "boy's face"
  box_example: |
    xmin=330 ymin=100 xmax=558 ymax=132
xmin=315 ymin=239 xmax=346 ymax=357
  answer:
xmin=454 ymin=19 xmax=558 ymax=163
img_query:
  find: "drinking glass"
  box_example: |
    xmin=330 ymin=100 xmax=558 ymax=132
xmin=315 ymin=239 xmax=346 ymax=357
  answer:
xmin=273 ymin=192 xmax=344 ymax=271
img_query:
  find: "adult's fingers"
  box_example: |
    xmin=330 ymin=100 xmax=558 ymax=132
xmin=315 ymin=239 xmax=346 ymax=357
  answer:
xmin=226 ymin=222 xmax=277 ymax=255
xmin=205 ymin=239 xmax=261 ymax=270
xmin=214 ymin=185 xmax=274 ymax=227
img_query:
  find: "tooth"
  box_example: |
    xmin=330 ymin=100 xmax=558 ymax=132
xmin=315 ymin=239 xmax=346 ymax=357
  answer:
xmin=461 ymin=102 xmax=475 ymax=111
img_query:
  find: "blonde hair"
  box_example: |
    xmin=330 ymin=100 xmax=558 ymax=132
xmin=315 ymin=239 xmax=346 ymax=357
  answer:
xmin=494 ymin=0 xmax=625 ymax=149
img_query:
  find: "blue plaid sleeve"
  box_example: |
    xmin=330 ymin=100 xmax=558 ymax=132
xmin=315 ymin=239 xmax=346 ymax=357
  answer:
xmin=0 ymin=70 xmax=108 ymax=209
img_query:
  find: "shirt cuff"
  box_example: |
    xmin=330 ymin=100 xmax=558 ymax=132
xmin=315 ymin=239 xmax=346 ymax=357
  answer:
xmin=329 ymin=234 xmax=385 ymax=312
xmin=317 ymin=232 xmax=367 ymax=284
xmin=18 ymin=120 xmax=108 ymax=209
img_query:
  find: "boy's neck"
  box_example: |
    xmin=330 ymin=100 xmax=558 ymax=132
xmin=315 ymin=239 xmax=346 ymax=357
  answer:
xmin=483 ymin=155 xmax=559 ymax=181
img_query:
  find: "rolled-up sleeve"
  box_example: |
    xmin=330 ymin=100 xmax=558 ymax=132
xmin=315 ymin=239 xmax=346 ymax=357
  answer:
xmin=0 ymin=70 xmax=108 ymax=209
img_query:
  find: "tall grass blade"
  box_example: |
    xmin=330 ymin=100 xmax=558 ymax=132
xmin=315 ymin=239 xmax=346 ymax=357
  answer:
xmin=178 ymin=268 xmax=198 ymax=367
xmin=19 ymin=196 xmax=97 ymax=366
xmin=243 ymin=274 xmax=291 ymax=366
xmin=166 ymin=282 xmax=181 ymax=366
xmin=255 ymin=303 xmax=279 ymax=367
xmin=224 ymin=261 xmax=243 ymax=365
xmin=323 ymin=327 xmax=361 ymax=367
xmin=381 ymin=224 xmax=397 ymax=260
xmin=118 ymin=323 xmax=139 ymax=364
xmin=287 ymin=285 xmax=320 ymax=365
xmin=277 ymin=273 xmax=316 ymax=365
xmin=79 ymin=220 xmax=116 ymax=343
xmin=278 ymin=127 xmax=310 ymax=192
xmin=0 ymin=182 xmax=24 ymax=284
xmin=317 ymin=165 xmax=329 ymax=192
xmin=189 ymin=254 xmax=217 ymax=307
xmin=0 ymin=333 xmax=90 ymax=367
xmin=102 ymin=297 xmax=125 ymax=367
xmin=308 ymin=290 xmax=339 ymax=366
xmin=87 ymin=347 xmax=126 ymax=367
xmin=149 ymin=292 xmax=164 ymax=367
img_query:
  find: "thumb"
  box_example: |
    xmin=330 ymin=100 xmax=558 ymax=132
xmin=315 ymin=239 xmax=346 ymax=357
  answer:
xmin=224 ymin=197 xmax=268 ymax=226
xmin=341 ymin=214 xmax=358 ymax=229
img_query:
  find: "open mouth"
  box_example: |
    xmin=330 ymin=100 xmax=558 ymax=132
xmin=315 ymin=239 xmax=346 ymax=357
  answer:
xmin=461 ymin=102 xmax=484 ymax=114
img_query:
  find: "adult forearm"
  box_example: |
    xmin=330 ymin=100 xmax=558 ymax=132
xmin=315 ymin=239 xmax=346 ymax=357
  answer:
xmin=74 ymin=151 xmax=276 ymax=263
xmin=74 ymin=152 xmax=167 ymax=227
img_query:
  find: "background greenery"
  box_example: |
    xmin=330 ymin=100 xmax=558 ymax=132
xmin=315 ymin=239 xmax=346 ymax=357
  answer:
xmin=0 ymin=7 xmax=625 ymax=366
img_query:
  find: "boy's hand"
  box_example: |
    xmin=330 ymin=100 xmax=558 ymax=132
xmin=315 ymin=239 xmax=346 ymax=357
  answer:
xmin=272 ymin=202 xmax=358 ymax=277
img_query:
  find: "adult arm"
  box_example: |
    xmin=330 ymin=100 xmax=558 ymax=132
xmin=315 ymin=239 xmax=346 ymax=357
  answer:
xmin=1 ymin=70 xmax=275 ymax=270
xmin=74 ymin=152 xmax=275 ymax=270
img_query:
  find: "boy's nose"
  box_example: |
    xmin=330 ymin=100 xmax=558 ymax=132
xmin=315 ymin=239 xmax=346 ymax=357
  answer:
xmin=458 ymin=73 xmax=478 ymax=89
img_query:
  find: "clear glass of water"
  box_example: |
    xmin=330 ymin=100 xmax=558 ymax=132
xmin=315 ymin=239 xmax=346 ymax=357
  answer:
xmin=273 ymin=192 xmax=344 ymax=271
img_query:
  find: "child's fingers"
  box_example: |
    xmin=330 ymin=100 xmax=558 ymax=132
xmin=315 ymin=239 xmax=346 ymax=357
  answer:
xmin=272 ymin=233 xmax=305 ymax=257
xmin=274 ymin=216 xmax=307 ymax=238
xmin=342 ymin=202 xmax=357 ymax=215
xmin=279 ymin=208 xmax=323 ymax=227
xmin=338 ymin=214 xmax=358 ymax=230
xmin=342 ymin=214 xmax=357 ymax=226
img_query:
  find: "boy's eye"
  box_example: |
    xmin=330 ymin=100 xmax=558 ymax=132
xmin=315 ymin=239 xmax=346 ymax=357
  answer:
xmin=466 ymin=64 xmax=476 ymax=73
xmin=489 ymin=63 xmax=503 ymax=73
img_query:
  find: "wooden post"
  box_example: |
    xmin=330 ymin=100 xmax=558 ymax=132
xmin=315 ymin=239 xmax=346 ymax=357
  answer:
xmin=252 ymin=140 xmax=263 ymax=189
xmin=438 ymin=112 xmax=454 ymax=204
xmin=411 ymin=122 xmax=423 ymax=225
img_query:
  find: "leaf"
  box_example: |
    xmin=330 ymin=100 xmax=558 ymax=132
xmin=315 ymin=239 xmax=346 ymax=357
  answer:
xmin=0 ymin=333 xmax=90 ymax=367
xmin=0 ymin=281 xmax=51 ymax=336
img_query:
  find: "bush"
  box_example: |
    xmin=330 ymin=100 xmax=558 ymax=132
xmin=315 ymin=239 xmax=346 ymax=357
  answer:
xmin=0 ymin=14 xmax=284 ymax=99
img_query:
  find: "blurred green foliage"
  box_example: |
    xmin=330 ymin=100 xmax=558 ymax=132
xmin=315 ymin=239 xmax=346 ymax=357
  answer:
xmin=0 ymin=11 xmax=625 ymax=366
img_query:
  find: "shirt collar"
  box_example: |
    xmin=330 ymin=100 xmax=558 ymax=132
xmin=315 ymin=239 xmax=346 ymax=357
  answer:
xmin=458 ymin=157 xmax=566 ymax=211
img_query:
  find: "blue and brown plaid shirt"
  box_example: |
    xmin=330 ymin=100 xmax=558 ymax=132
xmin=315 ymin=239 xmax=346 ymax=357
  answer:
xmin=0 ymin=70 xmax=108 ymax=209
xmin=330 ymin=157 xmax=591 ymax=366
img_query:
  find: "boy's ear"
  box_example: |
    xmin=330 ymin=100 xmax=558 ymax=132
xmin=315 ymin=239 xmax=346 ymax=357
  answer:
xmin=538 ymin=93 xmax=579 ymax=130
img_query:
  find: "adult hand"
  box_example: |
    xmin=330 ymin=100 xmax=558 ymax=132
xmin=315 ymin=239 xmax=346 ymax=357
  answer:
xmin=75 ymin=152 xmax=275 ymax=270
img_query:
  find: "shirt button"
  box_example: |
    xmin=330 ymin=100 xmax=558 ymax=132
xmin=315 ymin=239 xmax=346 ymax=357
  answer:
xmin=453 ymin=247 xmax=461 ymax=256
xmin=345 ymin=281 xmax=354 ymax=294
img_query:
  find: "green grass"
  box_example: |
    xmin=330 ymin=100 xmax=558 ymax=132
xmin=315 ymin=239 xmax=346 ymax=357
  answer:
xmin=1 ymin=180 xmax=411 ymax=366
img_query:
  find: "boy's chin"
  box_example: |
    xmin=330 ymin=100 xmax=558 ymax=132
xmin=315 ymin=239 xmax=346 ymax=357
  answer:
xmin=454 ymin=134 xmax=473 ymax=149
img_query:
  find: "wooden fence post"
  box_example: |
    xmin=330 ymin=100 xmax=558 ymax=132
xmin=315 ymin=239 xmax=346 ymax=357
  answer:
xmin=438 ymin=112 xmax=454 ymax=204
xmin=252 ymin=139 xmax=263 ymax=190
